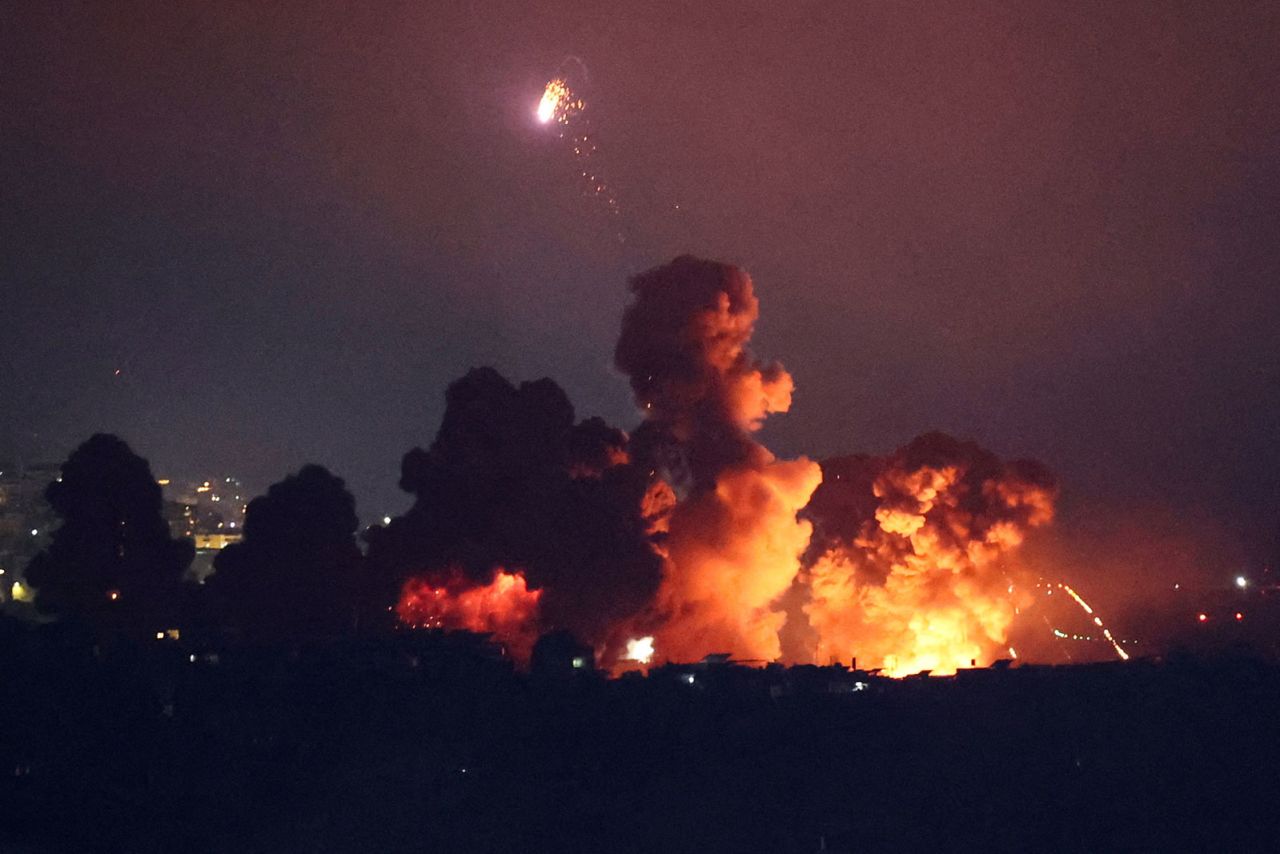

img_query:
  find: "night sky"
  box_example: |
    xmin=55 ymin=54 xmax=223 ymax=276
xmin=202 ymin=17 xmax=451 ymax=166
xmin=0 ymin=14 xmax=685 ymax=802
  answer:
xmin=5 ymin=2 xmax=1279 ymax=588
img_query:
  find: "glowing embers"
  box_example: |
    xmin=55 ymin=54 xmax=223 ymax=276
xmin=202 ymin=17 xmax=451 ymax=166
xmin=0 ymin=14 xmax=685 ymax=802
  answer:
xmin=536 ymin=77 xmax=581 ymax=125
xmin=397 ymin=568 xmax=541 ymax=662
xmin=533 ymin=72 xmax=618 ymax=216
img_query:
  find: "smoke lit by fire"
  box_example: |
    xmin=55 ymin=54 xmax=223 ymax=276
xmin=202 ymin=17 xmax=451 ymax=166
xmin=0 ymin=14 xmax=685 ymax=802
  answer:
xmin=801 ymin=437 xmax=1057 ymax=676
xmin=616 ymin=257 xmax=822 ymax=663
xmin=397 ymin=568 xmax=542 ymax=662
xmin=381 ymin=257 xmax=1073 ymax=676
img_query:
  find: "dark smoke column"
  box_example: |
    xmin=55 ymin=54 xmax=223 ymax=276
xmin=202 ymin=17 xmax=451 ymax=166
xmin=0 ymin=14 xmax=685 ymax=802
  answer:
xmin=615 ymin=257 xmax=821 ymax=663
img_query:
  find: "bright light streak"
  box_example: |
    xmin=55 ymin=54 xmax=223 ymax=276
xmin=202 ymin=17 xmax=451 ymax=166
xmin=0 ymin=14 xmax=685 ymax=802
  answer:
xmin=1059 ymin=583 xmax=1093 ymax=615
xmin=1056 ymin=582 xmax=1128 ymax=662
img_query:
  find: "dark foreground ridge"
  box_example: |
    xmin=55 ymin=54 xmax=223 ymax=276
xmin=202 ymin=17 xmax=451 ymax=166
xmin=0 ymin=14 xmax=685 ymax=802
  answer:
xmin=1 ymin=620 xmax=1277 ymax=853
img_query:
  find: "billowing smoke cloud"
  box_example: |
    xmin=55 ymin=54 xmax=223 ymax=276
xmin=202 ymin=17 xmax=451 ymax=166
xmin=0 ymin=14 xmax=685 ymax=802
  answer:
xmin=615 ymin=256 xmax=822 ymax=662
xmin=800 ymin=433 xmax=1057 ymax=675
xmin=365 ymin=367 xmax=661 ymax=645
xmin=372 ymin=256 xmax=1058 ymax=675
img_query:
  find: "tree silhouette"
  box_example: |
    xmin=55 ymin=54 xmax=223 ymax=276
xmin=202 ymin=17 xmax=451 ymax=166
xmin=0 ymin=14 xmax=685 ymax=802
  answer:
xmin=24 ymin=434 xmax=194 ymax=640
xmin=365 ymin=367 xmax=662 ymax=643
xmin=531 ymin=629 xmax=594 ymax=681
xmin=209 ymin=464 xmax=362 ymax=644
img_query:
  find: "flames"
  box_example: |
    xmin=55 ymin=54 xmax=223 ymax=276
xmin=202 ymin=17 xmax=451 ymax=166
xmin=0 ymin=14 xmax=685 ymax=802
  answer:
xmin=615 ymin=257 xmax=822 ymax=663
xmin=397 ymin=568 xmax=542 ymax=662
xmin=801 ymin=437 xmax=1056 ymax=675
xmin=385 ymin=257 xmax=1068 ymax=677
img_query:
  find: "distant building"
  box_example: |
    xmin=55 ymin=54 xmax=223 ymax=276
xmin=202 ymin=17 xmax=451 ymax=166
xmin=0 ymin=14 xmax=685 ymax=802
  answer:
xmin=158 ymin=476 xmax=250 ymax=583
xmin=0 ymin=462 xmax=59 ymax=603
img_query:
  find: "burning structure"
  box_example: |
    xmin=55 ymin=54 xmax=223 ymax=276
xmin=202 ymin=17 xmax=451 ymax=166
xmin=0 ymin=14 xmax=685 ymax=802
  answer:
xmin=374 ymin=257 xmax=1070 ymax=674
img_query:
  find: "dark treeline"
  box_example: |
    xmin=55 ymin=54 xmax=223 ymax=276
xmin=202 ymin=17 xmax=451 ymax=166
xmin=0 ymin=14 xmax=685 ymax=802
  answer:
xmin=2 ymin=617 xmax=1279 ymax=852
xmin=11 ymin=367 xmax=664 ymax=652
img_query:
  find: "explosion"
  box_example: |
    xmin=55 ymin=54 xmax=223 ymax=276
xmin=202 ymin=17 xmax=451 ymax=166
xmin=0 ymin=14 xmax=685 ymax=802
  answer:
xmin=616 ymin=256 xmax=822 ymax=663
xmin=376 ymin=256 xmax=1071 ymax=676
xmin=622 ymin=635 xmax=655 ymax=664
xmin=800 ymin=435 xmax=1057 ymax=675
xmin=397 ymin=568 xmax=542 ymax=663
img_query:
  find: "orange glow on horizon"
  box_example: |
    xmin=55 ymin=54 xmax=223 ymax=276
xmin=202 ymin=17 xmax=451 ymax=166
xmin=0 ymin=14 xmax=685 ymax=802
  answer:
xmin=397 ymin=568 xmax=542 ymax=663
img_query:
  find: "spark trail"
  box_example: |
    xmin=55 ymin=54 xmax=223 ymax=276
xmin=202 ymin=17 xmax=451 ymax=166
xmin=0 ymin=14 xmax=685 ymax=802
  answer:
xmin=535 ymin=65 xmax=621 ymax=220
xmin=1050 ymin=581 xmax=1130 ymax=661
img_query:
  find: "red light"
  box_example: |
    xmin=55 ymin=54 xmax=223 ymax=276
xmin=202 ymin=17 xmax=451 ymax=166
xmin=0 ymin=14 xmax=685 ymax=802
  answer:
xmin=1197 ymin=613 xmax=1208 ymax=623
xmin=1235 ymin=612 xmax=1244 ymax=621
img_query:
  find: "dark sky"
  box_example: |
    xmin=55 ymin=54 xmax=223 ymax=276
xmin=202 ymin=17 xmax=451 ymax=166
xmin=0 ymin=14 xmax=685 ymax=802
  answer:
xmin=4 ymin=1 xmax=1279 ymax=576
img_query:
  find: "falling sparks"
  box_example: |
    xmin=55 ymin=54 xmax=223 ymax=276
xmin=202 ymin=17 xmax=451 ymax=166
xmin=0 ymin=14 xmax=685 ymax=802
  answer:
xmin=534 ymin=72 xmax=620 ymax=219
xmin=1054 ymin=582 xmax=1129 ymax=661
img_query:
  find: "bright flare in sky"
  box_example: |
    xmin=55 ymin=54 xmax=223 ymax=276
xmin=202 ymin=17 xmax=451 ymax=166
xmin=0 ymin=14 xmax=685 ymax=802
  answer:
xmin=536 ymin=77 xmax=575 ymax=124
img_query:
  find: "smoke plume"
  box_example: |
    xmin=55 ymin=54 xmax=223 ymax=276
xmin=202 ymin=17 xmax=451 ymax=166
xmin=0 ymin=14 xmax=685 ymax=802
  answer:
xmin=366 ymin=367 xmax=661 ymax=646
xmin=373 ymin=256 xmax=1058 ymax=675
xmin=616 ymin=256 xmax=822 ymax=662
